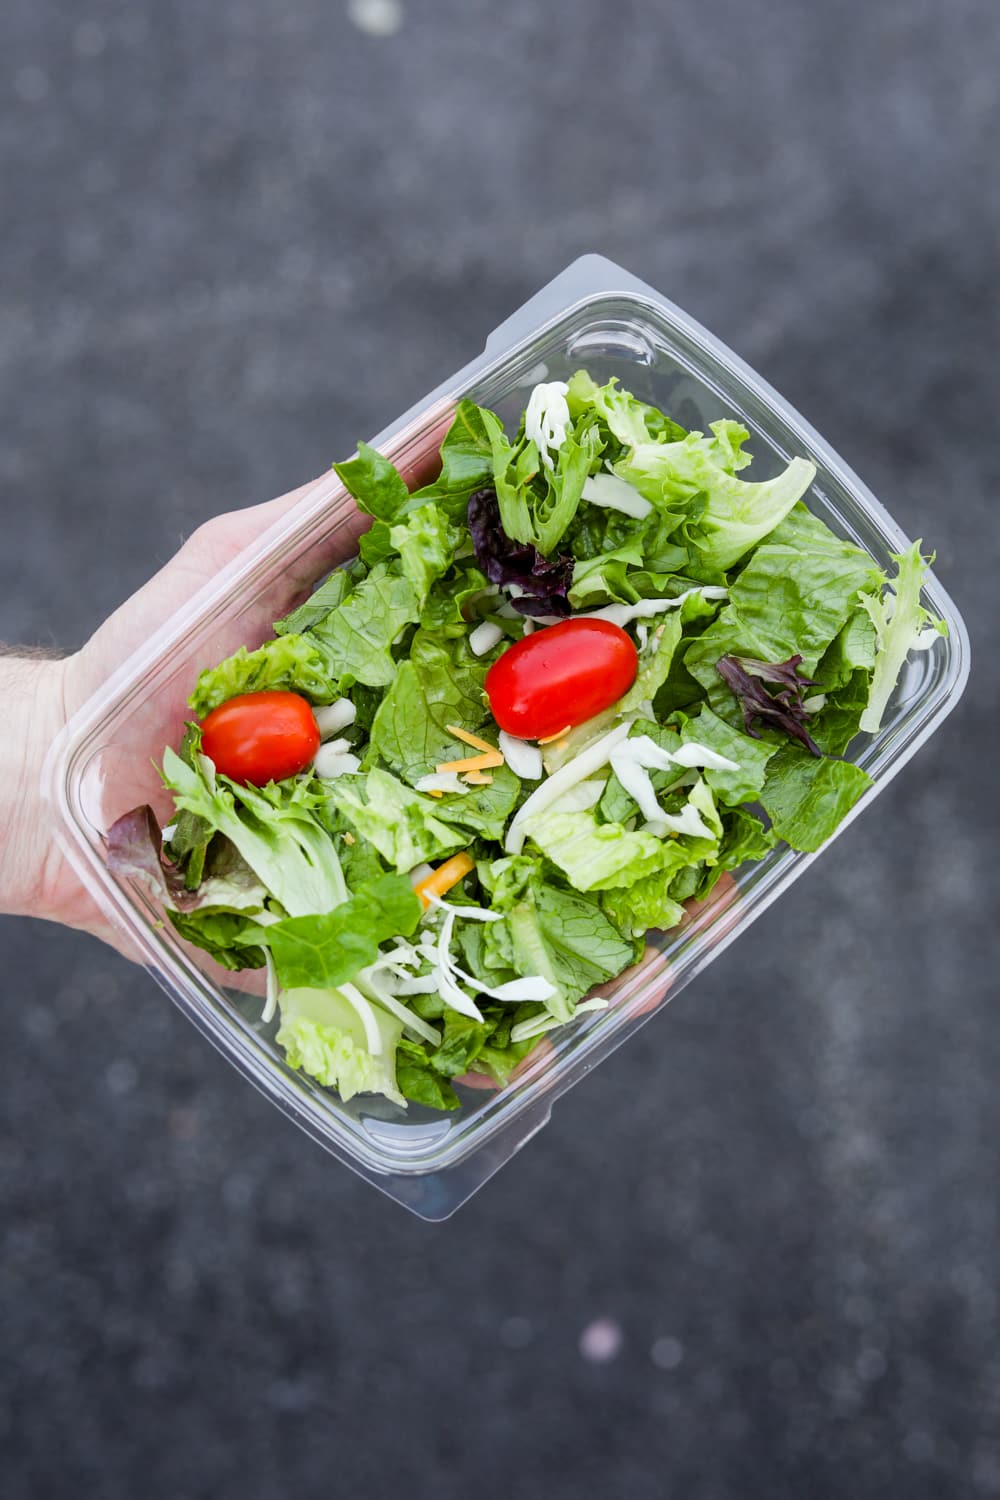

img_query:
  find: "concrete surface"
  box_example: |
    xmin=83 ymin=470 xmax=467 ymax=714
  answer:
xmin=2 ymin=2 xmax=999 ymax=1496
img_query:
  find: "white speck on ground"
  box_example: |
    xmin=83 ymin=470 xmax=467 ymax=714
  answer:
xmin=346 ymin=0 xmax=404 ymax=38
xmin=651 ymin=1336 xmax=684 ymax=1370
xmin=579 ymin=1317 xmax=623 ymax=1363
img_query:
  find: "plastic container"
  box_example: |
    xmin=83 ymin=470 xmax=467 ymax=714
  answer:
xmin=42 ymin=256 xmax=970 ymax=1219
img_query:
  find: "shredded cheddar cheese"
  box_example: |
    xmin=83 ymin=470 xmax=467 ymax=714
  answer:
xmin=445 ymin=724 xmax=498 ymax=755
xmin=537 ymin=724 xmax=572 ymax=744
xmin=413 ymin=851 xmax=475 ymax=909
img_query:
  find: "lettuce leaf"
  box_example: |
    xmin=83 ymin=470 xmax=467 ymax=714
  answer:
xmin=566 ymin=370 xmax=687 ymax=449
xmin=321 ymin=769 xmax=468 ymax=873
xmin=505 ymin=883 xmax=636 ymax=1022
xmin=599 ymin=869 xmax=685 ymax=937
xmin=617 ymin=613 xmax=684 ymax=715
xmin=674 ymin=704 xmax=778 ymax=806
xmin=426 ymin=762 xmax=523 ymax=842
xmin=368 ymin=628 xmax=490 ymax=783
xmin=261 ymin=872 xmax=421 ymax=991
xmin=406 ymin=399 xmax=496 ymax=521
xmin=760 ymin=745 xmax=872 ymax=852
xmin=523 ymin=789 xmax=719 ymax=894
xmin=684 ymin=510 xmax=881 ymax=705
xmin=308 ymin=565 xmax=420 ymax=688
xmin=480 ymin=406 xmax=594 ymax=556
xmin=161 ymin=749 xmax=347 ymax=917
xmin=273 ymin=569 xmax=354 ymax=638
xmin=616 ymin=426 xmax=815 ymax=573
xmin=276 ymin=986 xmax=406 ymax=1105
xmin=858 ymin=541 xmax=946 ymax=734
xmin=388 ymin=503 xmax=461 ymax=606
xmin=333 ymin=442 xmax=410 ymax=522
xmin=395 ymin=1040 xmax=461 ymax=1110
xmin=189 ymin=634 xmax=336 ymax=717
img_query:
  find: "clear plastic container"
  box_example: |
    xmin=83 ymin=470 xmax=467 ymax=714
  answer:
xmin=41 ymin=256 xmax=970 ymax=1219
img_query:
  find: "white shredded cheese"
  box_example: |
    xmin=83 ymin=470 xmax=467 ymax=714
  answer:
xmin=469 ymin=619 xmax=505 ymax=656
xmin=524 ymin=380 xmax=571 ymax=470
xmin=313 ymin=699 xmax=356 ymax=737
xmin=423 ymin=892 xmax=502 ymax=923
xmin=583 ymin=587 xmax=729 ymax=629
xmin=261 ymin=950 xmax=279 ymax=1026
xmin=313 ymin=745 xmax=362 ymax=779
xmin=581 ymin=472 xmax=652 ymax=518
xmin=407 ymin=862 xmax=434 ymax=888
xmin=339 ymin=981 xmax=385 ymax=1055
xmin=622 ymin=734 xmax=740 ymax=774
xmin=505 ymin=722 xmax=633 ymax=855
xmin=498 ymin=731 xmax=543 ymax=781
xmin=643 ymin=802 xmax=717 ymax=841
xmin=354 ymin=964 xmax=441 ymax=1046
xmin=522 ymin=618 xmax=535 ymax=636
xmin=609 ymin=749 xmax=664 ymax=826
xmin=415 ymin=772 xmax=469 ymax=795
xmin=510 ymin=997 xmax=609 ymax=1044
xmin=434 ymin=908 xmax=485 ymax=1021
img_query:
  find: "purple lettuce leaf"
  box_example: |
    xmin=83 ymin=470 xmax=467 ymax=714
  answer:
xmin=716 ymin=653 xmax=822 ymax=758
xmin=107 ymin=806 xmax=267 ymax=913
xmin=467 ymin=487 xmax=573 ymax=618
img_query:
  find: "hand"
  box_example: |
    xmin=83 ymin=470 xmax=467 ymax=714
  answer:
xmin=2 ymin=423 xmax=448 ymax=949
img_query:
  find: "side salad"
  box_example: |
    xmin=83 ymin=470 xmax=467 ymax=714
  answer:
xmin=109 ymin=372 xmax=946 ymax=1112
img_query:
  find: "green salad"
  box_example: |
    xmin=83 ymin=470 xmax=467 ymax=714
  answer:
xmin=109 ymin=372 xmax=945 ymax=1111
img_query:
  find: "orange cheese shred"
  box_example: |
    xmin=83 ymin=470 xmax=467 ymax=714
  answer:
xmin=413 ymin=851 xmax=475 ymax=909
xmin=436 ymin=751 xmax=504 ymax=774
xmin=445 ymin=724 xmax=499 ymax=755
xmin=537 ymin=724 xmax=572 ymax=744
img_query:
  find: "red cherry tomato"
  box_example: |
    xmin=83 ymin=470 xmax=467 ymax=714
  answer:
xmin=485 ymin=618 xmax=638 ymax=740
xmin=200 ymin=691 xmax=321 ymax=785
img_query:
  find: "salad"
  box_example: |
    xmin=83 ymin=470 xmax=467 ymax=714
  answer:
xmin=109 ymin=372 xmax=945 ymax=1112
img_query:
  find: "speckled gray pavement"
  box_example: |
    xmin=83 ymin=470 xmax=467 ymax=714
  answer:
xmin=2 ymin=3 xmax=999 ymax=1497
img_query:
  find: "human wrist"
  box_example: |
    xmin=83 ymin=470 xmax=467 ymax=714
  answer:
xmin=0 ymin=651 xmax=70 ymax=920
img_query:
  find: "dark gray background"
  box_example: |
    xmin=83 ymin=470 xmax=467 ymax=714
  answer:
xmin=2 ymin=2 xmax=998 ymax=1496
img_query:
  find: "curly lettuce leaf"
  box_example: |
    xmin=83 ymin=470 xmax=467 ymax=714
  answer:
xmin=522 ymin=785 xmax=719 ymax=894
xmin=566 ymin=371 xmax=687 ymax=449
xmin=273 ymin=569 xmax=354 ymax=638
xmin=673 ymin=704 xmax=778 ymax=807
xmin=189 ymin=634 xmax=336 ymax=717
xmin=276 ymin=985 xmax=406 ymax=1106
xmin=599 ymin=870 xmax=685 ymax=937
xmin=858 ymin=541 xmax=946 ymax=734
xmin=321 ymin=769 xmax=467 ymax=873
xmin=388 ymin=502 xmax=461 ymax=607
xmin=615 ymin=424 xmax=814 ymax=573
xmin=480 ymin=406 xmax=594 ymax=556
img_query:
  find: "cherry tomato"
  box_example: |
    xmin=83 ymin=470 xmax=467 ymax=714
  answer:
xmin=485 ymin=618 xmax=638 ymax=740
xmin=200 ymin=691 xmax=321 ymax=785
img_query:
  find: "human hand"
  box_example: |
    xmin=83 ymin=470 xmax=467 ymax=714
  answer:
xmin=2 ymin=425 xmax=448 ymax=948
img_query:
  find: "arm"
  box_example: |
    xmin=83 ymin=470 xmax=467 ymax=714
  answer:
xmin=1 ymin=651 xmax=69 ymax=923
